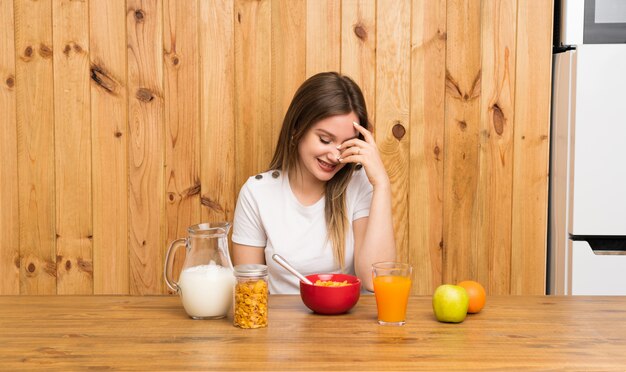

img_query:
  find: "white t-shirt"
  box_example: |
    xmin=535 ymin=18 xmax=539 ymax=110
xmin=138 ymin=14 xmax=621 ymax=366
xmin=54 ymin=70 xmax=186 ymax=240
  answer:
xmin=232 ymin=169 xmax=373 ymax=294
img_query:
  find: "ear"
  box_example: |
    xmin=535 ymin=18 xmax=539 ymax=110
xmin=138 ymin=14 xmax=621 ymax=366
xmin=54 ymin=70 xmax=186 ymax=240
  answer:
xmin=290 ymin=131 xmax=297 ymax=146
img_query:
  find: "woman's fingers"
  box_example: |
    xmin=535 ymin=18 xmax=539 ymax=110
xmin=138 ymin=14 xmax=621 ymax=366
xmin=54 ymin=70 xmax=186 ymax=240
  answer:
xmin=337 ymin=140 xmax=371 ymax=163
xmin=352 ymin=121 xmax=374 ymax=143
xmin=344 ymin=123 xmax=389 ymax=187
xmin=339 ymin=124 xmax=374 ymax=151
xmin=336 ymin=122 xmax=379 ymax=164
xmin=338 ymin=138 xmax=370 ymax=152
xmin=338 ymin=153 xmax=361 ymax=163
xmin=337 ymin=141 xmax=360 ymax=158
xmin=336 ymin=124 xmax=389 ymax=187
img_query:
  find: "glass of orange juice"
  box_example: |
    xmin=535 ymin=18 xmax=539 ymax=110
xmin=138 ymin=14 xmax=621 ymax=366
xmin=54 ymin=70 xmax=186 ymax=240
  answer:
xmin=372 ymin=262 xmax=412 ymax=326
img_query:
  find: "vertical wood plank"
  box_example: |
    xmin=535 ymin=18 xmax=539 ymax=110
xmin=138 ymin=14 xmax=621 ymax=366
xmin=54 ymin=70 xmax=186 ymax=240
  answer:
xmin=234 ymin=0 xmax=272 ymax=189
xmin=163 ymin=0 xmax=201 ymax=289
xmin=53 ymin=0 xmax=93 ymax=295
xmin=15 ymin=0 xmax=57 ymax=294
xmin=409 ymin=0 xmax=446 ymax=294
xmin=442 ymin=0 xmax=482 ymax=285
xmin=200 ymin=0 xmax=236 ymax=224
xmin=127 ymin=0 xmax=165 ymax=295
xmin=475 ymin=0 xmax=517 ymax=294
xmin=511 ymin=0 xmax=553 ymax=295
xmin=306 ymin=0 xmax=341 ymax=77
xmin=0 ymin=0 xmax=19 ymax=295
xmin=341 ymin=0 xmax=376 ymax=124
xmin=271 ymin=0 xmax=306 ymax=149
xmin=91 ymin=0 xmax=129 ymax=294
xmin=376 ymin=0 xmax=411 ymax=264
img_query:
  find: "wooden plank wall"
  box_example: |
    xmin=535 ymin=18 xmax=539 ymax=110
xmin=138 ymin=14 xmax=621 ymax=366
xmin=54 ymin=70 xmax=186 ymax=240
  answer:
xmin=0 ymin=0 xmax=553 ymax=295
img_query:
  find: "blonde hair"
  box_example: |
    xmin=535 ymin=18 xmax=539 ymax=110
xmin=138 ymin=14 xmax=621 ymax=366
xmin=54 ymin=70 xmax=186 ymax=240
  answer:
xmin=268 ymin=72 xmax=370 ymax=268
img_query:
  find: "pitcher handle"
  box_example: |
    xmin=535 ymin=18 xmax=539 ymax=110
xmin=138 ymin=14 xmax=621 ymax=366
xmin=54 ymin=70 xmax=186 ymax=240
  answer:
xmin=164 ymin=238 xmax=187 ymax=293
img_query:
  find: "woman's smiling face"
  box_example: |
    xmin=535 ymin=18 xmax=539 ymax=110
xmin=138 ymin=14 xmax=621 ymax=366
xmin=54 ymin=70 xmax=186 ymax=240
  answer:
xmin=296 ymin=112 xmax=359 ymax=185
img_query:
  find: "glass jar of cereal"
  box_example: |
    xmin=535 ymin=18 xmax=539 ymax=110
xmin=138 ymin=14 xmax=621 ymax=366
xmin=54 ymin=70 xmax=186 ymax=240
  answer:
xmin=233 ymin=264 xmax=268 ymax=329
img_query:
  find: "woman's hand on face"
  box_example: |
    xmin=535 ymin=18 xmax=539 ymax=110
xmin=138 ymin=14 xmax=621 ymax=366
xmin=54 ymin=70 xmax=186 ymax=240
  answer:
xmin=337 ymin=122 xmax=390 ymax=188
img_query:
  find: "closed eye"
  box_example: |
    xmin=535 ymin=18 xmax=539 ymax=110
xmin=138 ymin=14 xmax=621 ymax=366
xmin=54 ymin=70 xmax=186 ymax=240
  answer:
xmin=319 ymin=137 xmax=331 ymax=145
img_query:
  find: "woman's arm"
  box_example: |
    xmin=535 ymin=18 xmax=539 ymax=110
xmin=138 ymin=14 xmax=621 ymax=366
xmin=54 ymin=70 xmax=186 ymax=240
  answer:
xmin=352 ymin=186 xmax=395 ymax=291
xmin=231 ymin=179 xmax=267 ymax=267
xmin=232 ymin=243 xmax=266 ymax=266
xmin=339 ymin=123 xmax=396 ymax=291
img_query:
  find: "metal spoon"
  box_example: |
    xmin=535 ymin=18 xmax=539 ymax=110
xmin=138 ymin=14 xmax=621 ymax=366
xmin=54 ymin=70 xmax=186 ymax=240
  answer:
xmin=272 ymin=254 xmax=314 ymax=285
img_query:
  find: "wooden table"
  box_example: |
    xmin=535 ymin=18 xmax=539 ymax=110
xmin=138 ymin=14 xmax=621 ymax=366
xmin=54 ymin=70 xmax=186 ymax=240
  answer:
xmin=1 ymin=295 xmax=625 ymax=370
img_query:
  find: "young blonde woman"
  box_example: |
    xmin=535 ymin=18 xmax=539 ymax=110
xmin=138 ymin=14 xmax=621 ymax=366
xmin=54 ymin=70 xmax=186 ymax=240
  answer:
xmin=232 ymin=72 xmax=395 ymax=294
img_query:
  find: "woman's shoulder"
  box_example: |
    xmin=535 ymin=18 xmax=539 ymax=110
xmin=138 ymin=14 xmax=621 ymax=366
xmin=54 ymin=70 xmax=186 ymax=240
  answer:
xmin=348 ymin=168 xmax=372 ymax=188
xmin=346 ymin=168 xmax=373 ymax=200
xmin=241 ymin=169 xmax=285 ymax=194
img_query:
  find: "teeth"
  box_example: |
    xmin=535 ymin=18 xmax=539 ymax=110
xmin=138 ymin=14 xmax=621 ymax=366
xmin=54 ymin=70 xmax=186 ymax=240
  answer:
xmin=319 ymin=159 xmax=335 ymax=168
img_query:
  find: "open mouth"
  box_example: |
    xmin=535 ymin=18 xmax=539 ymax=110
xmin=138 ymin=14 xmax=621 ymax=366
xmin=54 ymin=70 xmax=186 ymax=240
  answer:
xmin=317 ymin=158 xmax=337 ymax=172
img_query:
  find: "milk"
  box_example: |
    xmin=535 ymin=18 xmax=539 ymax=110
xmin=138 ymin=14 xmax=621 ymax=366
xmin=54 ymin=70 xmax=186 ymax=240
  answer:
xmin=178 ymin=262 xmax=236 ymax=319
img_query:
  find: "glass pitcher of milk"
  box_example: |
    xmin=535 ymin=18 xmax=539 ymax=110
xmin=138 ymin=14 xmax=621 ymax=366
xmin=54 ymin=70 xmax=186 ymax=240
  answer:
xmin=164 ymin=222 xmax=236 ymax=319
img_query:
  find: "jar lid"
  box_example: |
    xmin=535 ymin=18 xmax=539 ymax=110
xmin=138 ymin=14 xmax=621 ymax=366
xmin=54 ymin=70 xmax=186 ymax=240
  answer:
xmin=234 ymin=264 xmax=268 ymax=277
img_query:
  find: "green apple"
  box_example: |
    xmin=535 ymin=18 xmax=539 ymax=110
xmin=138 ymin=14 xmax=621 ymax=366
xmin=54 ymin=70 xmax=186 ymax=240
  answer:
xmin=432 ymin=284 xmax=469 ymax=323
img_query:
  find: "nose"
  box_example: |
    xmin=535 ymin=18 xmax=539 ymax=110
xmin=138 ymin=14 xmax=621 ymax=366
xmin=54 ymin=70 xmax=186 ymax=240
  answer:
xmin=327 ymin=147 xmax=341 ymax=164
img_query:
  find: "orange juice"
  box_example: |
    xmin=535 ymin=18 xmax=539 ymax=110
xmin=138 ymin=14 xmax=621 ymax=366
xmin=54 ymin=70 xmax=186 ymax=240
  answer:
xmin=373 ymin=275 xmax=412 ymax=323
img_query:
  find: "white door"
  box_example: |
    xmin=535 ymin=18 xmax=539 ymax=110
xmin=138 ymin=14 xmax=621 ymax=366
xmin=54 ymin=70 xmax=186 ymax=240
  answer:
xmin=571 ymin=240 xmax=626 ymax=295
xmin=570 ymin=44 xmax=626 ymax=235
